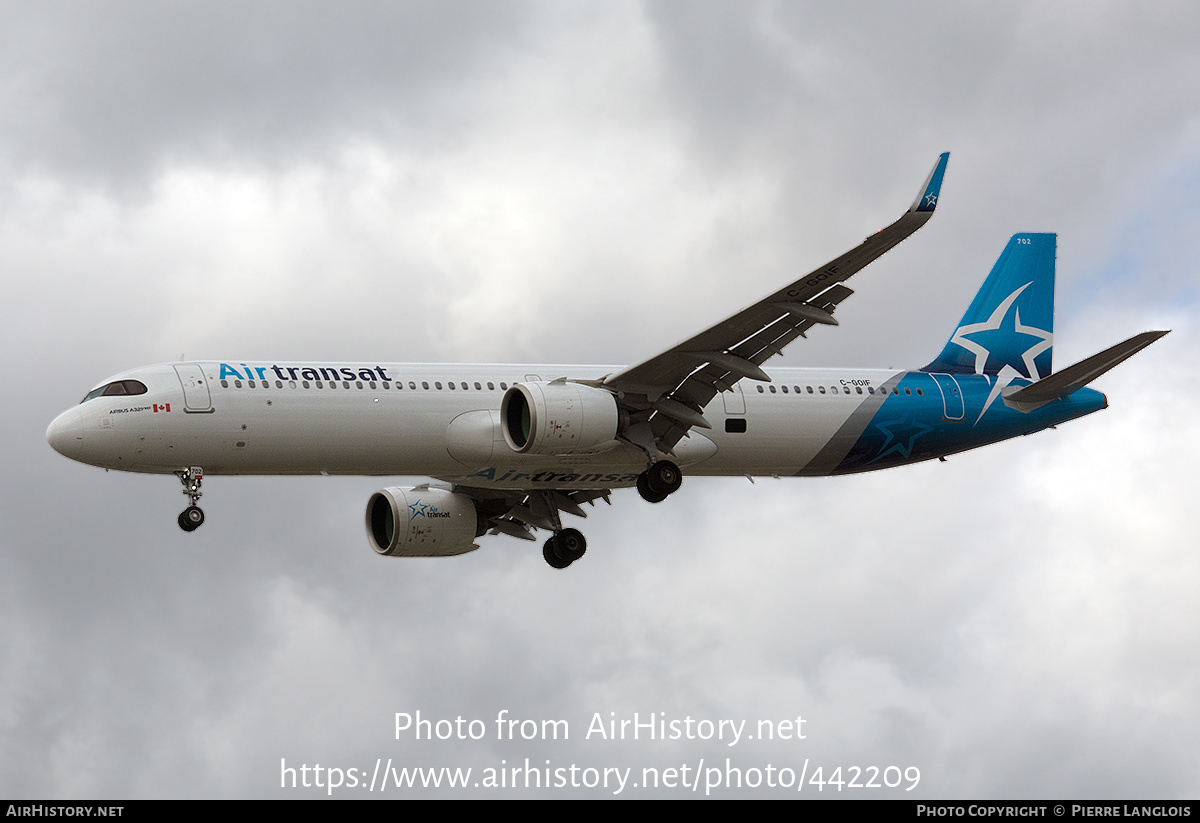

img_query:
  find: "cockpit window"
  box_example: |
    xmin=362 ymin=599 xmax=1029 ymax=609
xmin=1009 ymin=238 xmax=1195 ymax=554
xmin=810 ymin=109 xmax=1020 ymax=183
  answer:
xmin=81 ymin=380 xmax=148 ymax=404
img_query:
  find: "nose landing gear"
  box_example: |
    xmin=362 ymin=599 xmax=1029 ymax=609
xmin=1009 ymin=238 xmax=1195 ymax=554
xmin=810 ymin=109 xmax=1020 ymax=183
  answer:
xmin=174 ymin=467 xmax=205 ymax=532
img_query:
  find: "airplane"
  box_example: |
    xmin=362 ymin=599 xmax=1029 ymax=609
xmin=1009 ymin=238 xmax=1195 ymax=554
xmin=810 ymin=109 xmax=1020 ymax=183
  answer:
xmin=46 ymin=153 xmax=1169 ymax=568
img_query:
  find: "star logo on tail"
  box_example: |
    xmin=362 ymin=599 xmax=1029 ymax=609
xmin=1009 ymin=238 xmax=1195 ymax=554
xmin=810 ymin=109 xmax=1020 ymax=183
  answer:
xmin=948 ymin=282 xmax=1053 ymax=422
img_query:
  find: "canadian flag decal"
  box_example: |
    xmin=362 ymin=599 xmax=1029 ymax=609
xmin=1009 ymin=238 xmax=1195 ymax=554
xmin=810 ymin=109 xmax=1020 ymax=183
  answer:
xmin=154 ymin=403 xmax=171 ymax=413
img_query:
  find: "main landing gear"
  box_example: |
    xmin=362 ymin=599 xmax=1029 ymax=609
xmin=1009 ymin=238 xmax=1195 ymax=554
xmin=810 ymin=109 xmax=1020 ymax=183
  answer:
xmin=636 ymin=459 xmax=682 ymax=504
xmin=175 ymin=466 xmax=205 ymax=532
xmin=540 ymin=460 xmax=681 ymax=568
xmin=543 ymin=527 xmax=587 ymax=569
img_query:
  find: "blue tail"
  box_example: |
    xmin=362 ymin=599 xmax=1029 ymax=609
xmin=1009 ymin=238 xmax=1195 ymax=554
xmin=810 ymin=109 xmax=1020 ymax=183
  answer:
xmin=923 ymin=233 xmax=1056 ymax=380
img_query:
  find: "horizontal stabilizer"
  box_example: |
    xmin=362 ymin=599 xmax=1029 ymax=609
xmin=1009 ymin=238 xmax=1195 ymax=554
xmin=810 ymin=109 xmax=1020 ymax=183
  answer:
xmin=1003 ymin=330 xmax=1169 ymax=406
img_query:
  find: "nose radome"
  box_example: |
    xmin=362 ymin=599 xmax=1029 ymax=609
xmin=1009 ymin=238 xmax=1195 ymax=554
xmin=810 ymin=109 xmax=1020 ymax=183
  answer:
xmin=47 ymin=408 xmax=83 ymax=459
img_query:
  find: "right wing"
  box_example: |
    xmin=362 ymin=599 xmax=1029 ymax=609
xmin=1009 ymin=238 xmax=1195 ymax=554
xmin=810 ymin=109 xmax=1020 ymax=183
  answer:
xmin=604 ymin=152 xmax=950 ymax=452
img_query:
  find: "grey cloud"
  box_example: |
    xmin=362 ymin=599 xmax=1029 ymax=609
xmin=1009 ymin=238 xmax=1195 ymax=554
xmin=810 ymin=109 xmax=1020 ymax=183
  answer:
xmin=3 ymin=1 xmax=1196 ymax=798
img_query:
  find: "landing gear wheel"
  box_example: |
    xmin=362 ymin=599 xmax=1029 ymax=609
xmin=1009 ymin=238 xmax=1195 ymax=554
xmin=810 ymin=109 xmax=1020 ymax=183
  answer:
xmin=543 ymin=537 xmax=572 ymax=569
xmin=178 ymin=506 xmax=205 ymax=532
xmin=543 ymin=528 xmax=587 ymax=568
xmin=637 ymin=472 xmax=669 ymax=503
xmin=555 ymin=528 xmax=587 ymax=563
xmin=646 ymin=460 xmax=682 ymax=496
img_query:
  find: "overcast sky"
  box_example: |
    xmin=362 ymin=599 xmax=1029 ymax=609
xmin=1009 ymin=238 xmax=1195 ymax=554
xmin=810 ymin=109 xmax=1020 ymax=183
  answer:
xmin=3 ymin=1 xmax=1197 ymax=799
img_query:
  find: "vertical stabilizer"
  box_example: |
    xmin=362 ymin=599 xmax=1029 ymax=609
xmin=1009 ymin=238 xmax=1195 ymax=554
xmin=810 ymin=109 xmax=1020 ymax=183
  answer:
xmin=923 ymin=233 xmax=1056 ymax=379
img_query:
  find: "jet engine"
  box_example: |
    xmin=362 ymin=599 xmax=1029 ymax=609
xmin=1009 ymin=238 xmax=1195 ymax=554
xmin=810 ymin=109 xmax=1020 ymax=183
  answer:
xmin=365 ymin=487 xmax=484 ymax=557
xmin=501 ymin=381 xmax=623 ymax=455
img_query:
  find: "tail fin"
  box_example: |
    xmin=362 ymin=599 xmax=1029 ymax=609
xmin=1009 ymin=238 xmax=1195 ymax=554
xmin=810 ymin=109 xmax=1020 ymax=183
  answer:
xmin=923 ymin=233 xmax=1056 ymax=379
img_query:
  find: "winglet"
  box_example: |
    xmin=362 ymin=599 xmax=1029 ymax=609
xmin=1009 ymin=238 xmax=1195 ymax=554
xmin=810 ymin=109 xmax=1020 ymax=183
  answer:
xmin=909 ymin=152 xmax=950 ymax=214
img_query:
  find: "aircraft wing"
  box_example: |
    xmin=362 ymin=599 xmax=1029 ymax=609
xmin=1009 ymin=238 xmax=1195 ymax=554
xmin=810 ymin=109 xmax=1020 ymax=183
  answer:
xmin=603 ymin=152 xmax=949 ymax=452
xmin=451 ymin=485 xmax=611 ymax=540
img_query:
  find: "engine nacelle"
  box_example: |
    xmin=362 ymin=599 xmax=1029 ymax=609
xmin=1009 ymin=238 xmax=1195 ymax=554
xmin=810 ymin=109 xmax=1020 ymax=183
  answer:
xmin=501 ymin=381 xmax=622 ymax=455
xmin=365 ymin=487 xmax=483 ymax=557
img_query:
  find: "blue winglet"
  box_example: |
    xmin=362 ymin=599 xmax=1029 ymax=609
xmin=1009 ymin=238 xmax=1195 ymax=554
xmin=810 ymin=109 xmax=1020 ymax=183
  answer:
xmin=910 ymin=152 xmax=950 ymax=213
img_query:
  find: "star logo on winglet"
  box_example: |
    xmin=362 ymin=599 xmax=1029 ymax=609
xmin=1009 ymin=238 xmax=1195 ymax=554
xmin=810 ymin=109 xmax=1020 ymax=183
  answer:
xmin=924 ymin=193 xmax=938 ymax=208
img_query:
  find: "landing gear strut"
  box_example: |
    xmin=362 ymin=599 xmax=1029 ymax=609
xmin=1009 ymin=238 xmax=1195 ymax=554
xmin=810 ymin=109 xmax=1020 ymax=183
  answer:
xmin=175 ymin=467 xmax=205 ymax=532
xmin=543 ymin=528 xmax=587 ymax=569
xmin=637 ymin=459 xmax=682 ymax=504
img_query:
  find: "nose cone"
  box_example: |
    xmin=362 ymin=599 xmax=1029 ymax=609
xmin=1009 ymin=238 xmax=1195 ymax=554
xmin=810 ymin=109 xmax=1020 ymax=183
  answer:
xmin=47 ymin=407 xmax=84 ymax=461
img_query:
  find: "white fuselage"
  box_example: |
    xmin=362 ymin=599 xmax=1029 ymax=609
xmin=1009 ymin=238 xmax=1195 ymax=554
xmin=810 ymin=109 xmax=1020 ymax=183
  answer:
xmin=48 ymin=360 xmax=905 ymax=488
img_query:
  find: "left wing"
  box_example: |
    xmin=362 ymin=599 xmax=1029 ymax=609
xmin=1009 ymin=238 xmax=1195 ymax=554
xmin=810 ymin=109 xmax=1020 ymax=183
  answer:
xmin=454 ymin=486 xmax=611 ymax=541
xmin=604 ymin=152 xmax=950 ymax=452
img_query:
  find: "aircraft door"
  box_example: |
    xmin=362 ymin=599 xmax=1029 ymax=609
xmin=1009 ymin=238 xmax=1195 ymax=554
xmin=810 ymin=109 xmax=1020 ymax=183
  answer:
xmin=174 ymin=364 xmax=213 ymax=412
xmin=929 ymin=374 xmax=964 ymax=421
xmin=721 ymin=383 xmax=746 ymax=415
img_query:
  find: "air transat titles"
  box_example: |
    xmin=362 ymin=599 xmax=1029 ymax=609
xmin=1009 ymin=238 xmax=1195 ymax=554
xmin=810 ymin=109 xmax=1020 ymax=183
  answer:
xmin=219 ymin=363 xmax=393 ymax=382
